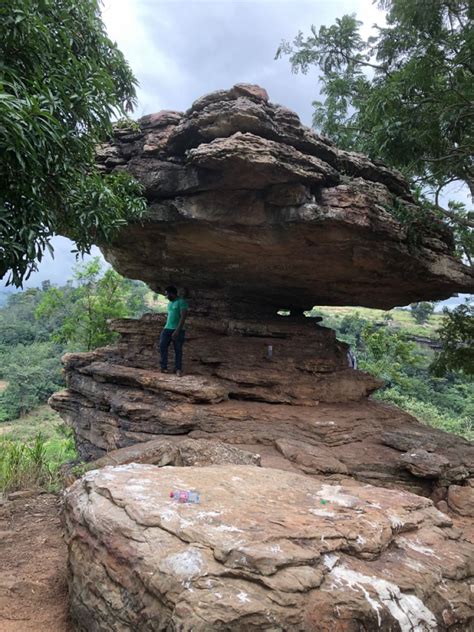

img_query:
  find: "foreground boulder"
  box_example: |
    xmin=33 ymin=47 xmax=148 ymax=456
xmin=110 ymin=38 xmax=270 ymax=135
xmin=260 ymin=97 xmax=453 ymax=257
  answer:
xmin=64 ymin=464 xmax=473 ymax=631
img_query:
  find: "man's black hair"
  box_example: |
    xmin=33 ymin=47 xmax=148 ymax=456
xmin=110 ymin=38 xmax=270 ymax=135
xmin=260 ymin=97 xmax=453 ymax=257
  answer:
xmin=165 ymin=285 xmax=178 ymax=295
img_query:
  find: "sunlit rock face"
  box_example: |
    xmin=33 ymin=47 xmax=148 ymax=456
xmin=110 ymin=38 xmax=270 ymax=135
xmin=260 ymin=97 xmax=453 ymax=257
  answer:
xmin=96 ymin=83 xmax=473 ymax=315
xmin=64 ymin=464 xmax=474 ymax=631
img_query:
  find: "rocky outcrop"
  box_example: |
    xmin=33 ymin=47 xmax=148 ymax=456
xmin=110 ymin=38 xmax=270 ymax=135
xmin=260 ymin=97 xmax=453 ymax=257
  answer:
xmin=64 ymin=464 xmax=474 ymax=631
xmin=50 ymin=313 xmax=474 ymax=499
xmin=56 ymin=85 xmax=474 ymax=630
xmin=95 ymin=84 xmax=473 ymax=314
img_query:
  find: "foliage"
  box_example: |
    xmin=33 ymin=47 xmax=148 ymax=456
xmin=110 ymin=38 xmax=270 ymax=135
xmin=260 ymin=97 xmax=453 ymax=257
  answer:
xmin=36 ymin=257 xmax=148 ymax=351
xmin=379 ymin=388 xmax=473 ymax=440
xmin=0 ymin=0 xmax=147 ymax=286
xmin=316 ymin=308 xmax=473 ymax=440
xmin=410 ymin=302 xmax=435 ymax=324
xmin=276 ymin=0 xmax=473 ymax=260
xmin=431 ymin=301 xmax=474 ymax=375
xmin=0 ymin=429 xmax=77 ymax=493
xmin=358 ymin=324 xmax=422 ymax=387
xmin=0 ymin=260 xmax=151 ymax=420
xmin=0 ymin=288 xmax=51 ymax=345
xmin=0 ymin=341 xmax=64 ymax=420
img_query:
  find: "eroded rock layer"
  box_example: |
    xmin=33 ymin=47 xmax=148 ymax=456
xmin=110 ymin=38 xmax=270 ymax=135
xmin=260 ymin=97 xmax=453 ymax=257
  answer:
xmin=64 ymin=464 xmax=474 ymax=631
xmin=96 ymin=83 xmax=473 ymax=313
xmin=50 ymin=314 xmax=474 ymax=500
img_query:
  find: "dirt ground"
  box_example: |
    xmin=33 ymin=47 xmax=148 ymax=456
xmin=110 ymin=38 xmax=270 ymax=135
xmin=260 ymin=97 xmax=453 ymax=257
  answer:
xmin=0 ymin=493 xmax=72 ymax=632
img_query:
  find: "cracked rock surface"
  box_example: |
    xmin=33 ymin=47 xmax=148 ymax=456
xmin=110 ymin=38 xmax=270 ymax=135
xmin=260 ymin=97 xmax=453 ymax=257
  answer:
xmin=64 ymin=464 xmax=473 ymax=631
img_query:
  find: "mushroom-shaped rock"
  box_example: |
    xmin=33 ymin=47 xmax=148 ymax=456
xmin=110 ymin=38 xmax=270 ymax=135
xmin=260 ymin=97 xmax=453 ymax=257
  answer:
xmin=95 ymin=84 xmax=473 ymax=315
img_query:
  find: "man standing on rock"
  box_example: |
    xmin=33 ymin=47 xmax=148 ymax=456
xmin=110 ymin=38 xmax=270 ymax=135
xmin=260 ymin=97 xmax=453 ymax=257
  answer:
xmin=160 ymin=286 xmax=188 ymax=377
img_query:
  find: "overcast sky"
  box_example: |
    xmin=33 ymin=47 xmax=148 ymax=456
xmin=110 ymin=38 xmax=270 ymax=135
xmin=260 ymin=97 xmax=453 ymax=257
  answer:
xmin=3 ymin=0 xmax=470 ymax=308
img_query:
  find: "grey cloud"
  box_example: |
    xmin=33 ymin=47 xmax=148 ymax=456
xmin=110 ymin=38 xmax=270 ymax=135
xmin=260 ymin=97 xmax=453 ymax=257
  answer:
xmin=4 ymin=0 xmax=469 ymax=309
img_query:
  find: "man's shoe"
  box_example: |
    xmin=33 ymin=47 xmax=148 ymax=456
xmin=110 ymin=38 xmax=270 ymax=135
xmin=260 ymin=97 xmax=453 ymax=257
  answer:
xmin=175 ymin=370 xmax=183 ymax=377
xmin=160 ymin=368 xmax=168 ymax=374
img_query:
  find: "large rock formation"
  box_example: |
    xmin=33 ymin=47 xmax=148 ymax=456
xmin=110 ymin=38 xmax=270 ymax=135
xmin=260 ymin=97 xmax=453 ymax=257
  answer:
xmin=50 ymin=313 xmax=473 ymax=499
xmin=54 ymin=86 xmax=474 ymax=630
xmin=96 ymin=83 xmax=473 ymax=314
xmin=64 ymin=464 xmax=474 ymax=631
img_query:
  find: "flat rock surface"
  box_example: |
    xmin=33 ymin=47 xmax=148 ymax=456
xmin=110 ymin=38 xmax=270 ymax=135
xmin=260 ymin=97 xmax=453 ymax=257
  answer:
xmin=64 ymin=464 xmax=473 ymax=631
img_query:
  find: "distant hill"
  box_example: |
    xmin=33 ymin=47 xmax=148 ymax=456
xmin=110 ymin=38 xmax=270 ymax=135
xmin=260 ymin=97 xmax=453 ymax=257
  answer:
xmin=309 ymin=305 xmax=443 ymax=339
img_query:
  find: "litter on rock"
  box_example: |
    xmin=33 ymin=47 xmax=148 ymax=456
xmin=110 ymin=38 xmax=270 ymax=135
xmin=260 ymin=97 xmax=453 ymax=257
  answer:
xmin=170 ymin=489 xmax=200 ymax=504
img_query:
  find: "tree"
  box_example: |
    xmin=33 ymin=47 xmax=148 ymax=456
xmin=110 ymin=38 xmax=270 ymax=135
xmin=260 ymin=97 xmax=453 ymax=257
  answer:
xmin=431 ymin=301 xmax=474 ymax=375
xmin=0 ymin=0 xmax=147 ymax=286
xmin=276 ymin=0 xmax=473 ymax=261
xmin=0 ymin=342 xmax=64 ymax=420
xmin=410 ymin=302 xmax=435 ymax=324
xmin=36 ymin=258 xmax=148 ymax=351
xmin=358 ymin=324 xmax=422 ymax=386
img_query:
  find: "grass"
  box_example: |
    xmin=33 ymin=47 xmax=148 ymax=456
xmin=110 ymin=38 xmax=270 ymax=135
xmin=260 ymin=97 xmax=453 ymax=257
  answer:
xmin=309 ymin=306 xmax=443 ymax=338
xmin=0 ymin=406 xmax=77 ymax=494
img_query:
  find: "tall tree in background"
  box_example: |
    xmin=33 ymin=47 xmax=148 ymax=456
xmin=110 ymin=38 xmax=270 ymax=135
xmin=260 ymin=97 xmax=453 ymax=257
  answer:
xmin=276 ymin=0 xmax=473 ymax=262
xmin=36 ymin=258 xmax=148 ymax=351
xmin=0 ymin=0 xmax=147 ymax=286
xmin=410 ymin=302 xmax=435 ymax=324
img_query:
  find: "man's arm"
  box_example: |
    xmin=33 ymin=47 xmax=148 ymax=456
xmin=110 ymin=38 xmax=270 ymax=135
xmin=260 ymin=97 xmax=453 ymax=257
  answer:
xmin=172 ymin=308 xmax=188 ymax=339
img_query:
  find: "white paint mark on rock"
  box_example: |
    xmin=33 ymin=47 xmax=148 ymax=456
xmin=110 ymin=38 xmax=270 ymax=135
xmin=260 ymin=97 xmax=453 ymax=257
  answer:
xmin=237 ymin=591 xmax=251 ymax=603
xmin=389 ymin=514 xmax=404 ymax=530
xmin=164 ymin=548 xmax=204 ymax=581
xmin=399 ymin=538 xmax=441 ymax=559
xmin=214 ymin=524 xmax=243 ymax=533
xmin=329 ymin=565 xmax=437 ymax=632
xmin=316 ymin=485 xmax=358 ymax=508
xmin=323 ymin=554 xmax=339 ymax=570
xmin=196 ymin=511 xmax=222 ymax=520
xmin=310 ymin=508 xmax=336 ymax=518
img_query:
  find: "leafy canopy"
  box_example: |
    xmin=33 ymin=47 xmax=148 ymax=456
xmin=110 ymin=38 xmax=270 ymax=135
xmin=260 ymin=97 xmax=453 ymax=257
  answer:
xmin=431 ymin=300 xmax=474 ymax=376
xmin=410 ymin=302 xmax=435 ymax=325
xmin=35 ymin=257 xmax=148 ymax=351
xmin=276 ymin=0 xmax=473 ymax=259
xmin=0 ymin=0 xmax=147 ymax=286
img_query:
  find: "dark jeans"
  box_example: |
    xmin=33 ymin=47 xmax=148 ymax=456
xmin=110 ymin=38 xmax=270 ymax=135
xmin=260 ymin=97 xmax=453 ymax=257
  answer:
xmin=160 ymin=329 xmax=185 ymax=371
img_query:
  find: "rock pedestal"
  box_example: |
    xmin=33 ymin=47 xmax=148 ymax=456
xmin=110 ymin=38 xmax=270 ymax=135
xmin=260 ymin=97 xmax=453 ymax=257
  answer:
xmin=50 ymin=313 xmax=473 ymax=499
xmin=95 ymin=84 xmax=473 ymax=314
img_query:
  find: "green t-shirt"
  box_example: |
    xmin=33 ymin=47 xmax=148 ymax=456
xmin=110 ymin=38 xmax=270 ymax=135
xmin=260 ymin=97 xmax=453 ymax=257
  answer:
xmin=165 ymin=298 xmax=189 ymax=330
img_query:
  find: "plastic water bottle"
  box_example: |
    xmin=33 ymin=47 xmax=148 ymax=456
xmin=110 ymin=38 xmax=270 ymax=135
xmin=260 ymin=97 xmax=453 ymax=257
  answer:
xmin=170 ymin=489 xmax=200 ymax=504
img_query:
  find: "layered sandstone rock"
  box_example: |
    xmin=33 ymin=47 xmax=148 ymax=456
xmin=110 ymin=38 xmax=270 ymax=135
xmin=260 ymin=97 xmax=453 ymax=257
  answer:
xmin=95 ymin=84 xmax=473 ymax=314
xmin=64 ymin=464 xmax=474 ymax=631
xmin=50 ymin=313 xmax=474 ymax=498
xmin=58 ymin=86 xmax=474 ymax=630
